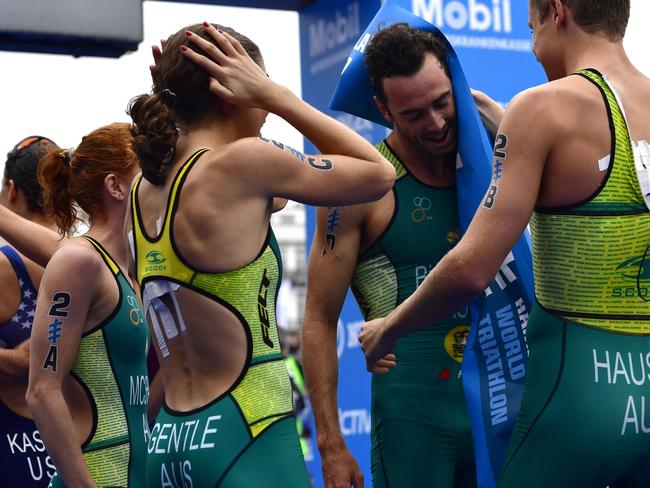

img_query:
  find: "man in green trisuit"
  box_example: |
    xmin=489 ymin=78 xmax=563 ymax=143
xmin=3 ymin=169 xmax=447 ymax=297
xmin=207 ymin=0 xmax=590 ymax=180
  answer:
xmin=303 ymin=24 xmax=486 ymax=488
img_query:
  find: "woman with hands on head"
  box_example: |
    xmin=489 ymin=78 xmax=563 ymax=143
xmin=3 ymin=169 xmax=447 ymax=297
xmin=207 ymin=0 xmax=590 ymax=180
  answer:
xmin=26 ymin=124 xmax=149 ymax=488
xmin=127 ymin=22 xmax=394 ymax=487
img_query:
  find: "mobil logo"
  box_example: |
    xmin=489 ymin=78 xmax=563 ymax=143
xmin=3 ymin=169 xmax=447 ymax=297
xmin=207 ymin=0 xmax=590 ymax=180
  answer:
xmin=309 ymin=2 xmax=360 ymax=58
xmin=412 ymin=0 xmax=513 ymax=33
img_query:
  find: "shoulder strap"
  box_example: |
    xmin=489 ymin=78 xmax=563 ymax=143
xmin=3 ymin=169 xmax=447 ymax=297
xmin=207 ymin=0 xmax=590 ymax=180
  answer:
xmin=130 ymin=149 xmax=210 ymax=239
xmin=0 ymin=245 xmax=37 ymax=293
xmin=163 ymin=148 xmax=210 ymax=231
xmin=376 ymin=140 xmax=407 ymax=180
xmin=82 ymin=237 xmax=120 ymax=275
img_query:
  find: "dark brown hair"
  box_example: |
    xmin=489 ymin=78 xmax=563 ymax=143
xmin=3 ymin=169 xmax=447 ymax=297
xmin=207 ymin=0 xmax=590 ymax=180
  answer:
xmin=38 ymin=123 xmax=137 ymax=237
xmin=128 ymin=23 xmax=262 ymax=186
xmin=4 ymin=136 xmax=59 ymax=213
xmin=529 ymin=0 xmax=630 ymax=41
xmin=365 ymin=22 xmax=449 ymax=104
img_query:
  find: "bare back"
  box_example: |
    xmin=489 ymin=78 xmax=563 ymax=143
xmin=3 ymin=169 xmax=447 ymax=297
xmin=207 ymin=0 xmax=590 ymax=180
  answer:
xmin=131 ymin=145 xmax=281 ymax=411
xmin=537 ymin=64 xmax=650 ymax=207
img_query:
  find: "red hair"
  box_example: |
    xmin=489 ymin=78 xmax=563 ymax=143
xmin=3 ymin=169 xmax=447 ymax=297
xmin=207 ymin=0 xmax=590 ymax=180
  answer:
xmin=38 ymin=123 xmax=137 ymax=236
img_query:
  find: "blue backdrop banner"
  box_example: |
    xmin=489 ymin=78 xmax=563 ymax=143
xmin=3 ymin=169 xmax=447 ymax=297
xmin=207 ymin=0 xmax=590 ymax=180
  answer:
xmin=328 ymin=2 xmax=535 ymax=486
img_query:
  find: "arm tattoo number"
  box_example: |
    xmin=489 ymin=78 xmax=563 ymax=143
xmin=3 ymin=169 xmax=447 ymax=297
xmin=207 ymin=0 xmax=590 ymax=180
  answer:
xmin=494 ymin=133 xmax=508 ymax=159
xmin=48 ymin=292 xmax=71 ymax=318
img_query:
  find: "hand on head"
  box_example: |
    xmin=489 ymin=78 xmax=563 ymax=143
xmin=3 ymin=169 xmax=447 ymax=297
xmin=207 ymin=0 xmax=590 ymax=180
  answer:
xmin=149 ymin=38 xmax=167 ymax=84
xmin=181 ymin=22 xmax=275 ymax=109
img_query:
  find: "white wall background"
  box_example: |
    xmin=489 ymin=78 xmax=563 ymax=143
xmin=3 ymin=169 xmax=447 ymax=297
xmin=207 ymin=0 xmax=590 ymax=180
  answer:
xmin=0 ymin=2 xmax=302 ymax=165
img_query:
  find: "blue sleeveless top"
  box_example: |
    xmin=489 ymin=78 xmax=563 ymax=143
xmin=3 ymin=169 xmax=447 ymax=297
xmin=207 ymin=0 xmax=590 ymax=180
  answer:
xmin=0 ymin=245 xmax=53 ymax=487
xmin=0 ymin=246 xmax=38 ymax=348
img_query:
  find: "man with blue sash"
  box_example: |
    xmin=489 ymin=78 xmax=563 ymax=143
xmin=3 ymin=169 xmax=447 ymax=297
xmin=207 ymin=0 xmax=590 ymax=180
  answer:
xmin=305 ymin=2 xmax=534 ymax=488
xmin=303 ymin=17 xmax=506 ymax=488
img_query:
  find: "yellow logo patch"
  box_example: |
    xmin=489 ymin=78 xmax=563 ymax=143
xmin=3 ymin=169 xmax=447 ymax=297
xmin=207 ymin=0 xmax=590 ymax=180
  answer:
xmin=444 ymin=325 xmax=470 ymax=363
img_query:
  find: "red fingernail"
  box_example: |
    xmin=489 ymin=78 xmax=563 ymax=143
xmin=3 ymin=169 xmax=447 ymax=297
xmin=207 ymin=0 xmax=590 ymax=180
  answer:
xmin=185 ymin=31 xmax=192 ymax=37
xmin=180 ymin=45 xmax=188 ymax=52
xmin=218 ymin=29 xmax=223 ymax=33
xmin=203 ymin=21 xmax=210 ymax=28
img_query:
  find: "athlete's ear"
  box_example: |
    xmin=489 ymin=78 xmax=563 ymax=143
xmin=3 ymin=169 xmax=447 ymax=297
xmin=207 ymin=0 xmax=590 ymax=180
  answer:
xmin=548 ymin=0 xmax=567 ymax=27
xmin=104 ymin=174 xmax=126 ymax=202
xmin=6 ymin=179 xmax=19 ymax=204
xmin=374 ymin=96 xmax=394 ymax=125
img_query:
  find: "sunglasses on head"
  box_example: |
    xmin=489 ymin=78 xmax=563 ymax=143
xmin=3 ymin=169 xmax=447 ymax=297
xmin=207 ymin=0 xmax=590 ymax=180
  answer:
xmin=7 ymin=136 xmax=54 ymax=161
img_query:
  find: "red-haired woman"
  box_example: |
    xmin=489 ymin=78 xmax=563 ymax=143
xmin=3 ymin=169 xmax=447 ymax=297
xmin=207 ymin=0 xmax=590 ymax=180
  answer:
xmin=26 ymin=123 xmax=149 ymax=488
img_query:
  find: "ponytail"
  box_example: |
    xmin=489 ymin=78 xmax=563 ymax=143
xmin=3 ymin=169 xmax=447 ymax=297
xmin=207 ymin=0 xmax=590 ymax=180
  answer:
xmin=38 ymin=123 xmax=136 ymax=237
xmin=37 ymin=149 xmax=77 ymax=237
xmin=129 ymin=93 xmax=179 ymax=186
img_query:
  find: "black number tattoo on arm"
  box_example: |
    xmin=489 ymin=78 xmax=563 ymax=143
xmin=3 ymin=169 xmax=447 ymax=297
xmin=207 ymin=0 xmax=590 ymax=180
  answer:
xmin=494 ymin=133 xmax=508 ymax=159
xmin=259 ymin=137 xmax=333 ymax=171
xmin=48 ymin=292 xmax=71 ymax=318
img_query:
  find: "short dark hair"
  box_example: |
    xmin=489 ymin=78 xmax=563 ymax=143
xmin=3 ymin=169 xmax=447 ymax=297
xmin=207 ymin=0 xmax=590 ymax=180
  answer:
xmin=4 ymin=136 xmax=59 ymax=213
xmin=364 ymin=22 xmax=449 ymax=104
xmin=529 ymin=0 xmax=630 ymax=41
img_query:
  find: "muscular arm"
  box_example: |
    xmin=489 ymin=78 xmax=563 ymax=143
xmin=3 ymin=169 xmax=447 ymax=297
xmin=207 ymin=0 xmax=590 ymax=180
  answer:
xmin=360 ymin=89 xmax=551 ymax=366
xmin=302 ymin=206 xmax=366 ymax=488
xmin=26 ymin=245 xmax=102 ymax=488
xmin=0 ymin=204 xmax=61 ymax=267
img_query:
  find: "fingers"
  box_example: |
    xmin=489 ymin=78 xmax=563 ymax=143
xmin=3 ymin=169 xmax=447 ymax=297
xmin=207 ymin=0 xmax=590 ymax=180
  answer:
xmin=376 ymin=356 xmax=396 ymax=368
xmin=152 ymin=44 xmax=162 ymax=64
xmin=150 ymin=44 xmax=162 ymax=83
xmin=180 ymin=44 xmax=223 ymax=79
xmin=352 ymin=470 xmax=364 ymax=488
xmin=185 ymin=30 xmax=228 ymax=67
xmin=201 ymin=22 xmax=240 ymax=59
xmin=214 ymin=26 xmax=248 ymax=57
xmin=368 ymin=358 xmax=396 ymax=375
xmin=208 ymin=77 xmax=232 ymax=99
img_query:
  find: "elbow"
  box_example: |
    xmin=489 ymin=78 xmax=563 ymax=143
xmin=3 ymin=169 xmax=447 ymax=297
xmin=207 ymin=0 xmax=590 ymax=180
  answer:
xmin=444 ymin=251 xmax=492 ymax=300
xmin=25 ymin=385 xmax=39 ymax=411
xmin=25 ymin=381 xmax=51 ymax=412
xmin=369 ymin=161 xmax=396 ymax=200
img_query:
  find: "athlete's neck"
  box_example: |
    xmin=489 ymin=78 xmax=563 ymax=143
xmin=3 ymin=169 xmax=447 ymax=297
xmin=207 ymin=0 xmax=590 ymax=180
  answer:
xmin=553 ymin=33 xmax=631 ymax=80
xmin=85 ymin=219 xmax=128 ymax=269
xmin=386 ymin=132 xmax=456 ymax=186
xmin=175 ymin=115 xmax=260 ymax=161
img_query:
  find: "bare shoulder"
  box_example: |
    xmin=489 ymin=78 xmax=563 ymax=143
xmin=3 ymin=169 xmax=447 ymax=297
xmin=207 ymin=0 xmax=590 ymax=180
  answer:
xmin=208 ymin=137 xmax=268 ymax=167
xmin=501 ymin=78 xmax=594 ymax=139
xmin=512 ymin=77 xmax=602 ymax=115
xmin=0 ymin=250 xmax=15 ymax=282
xmin=188 ymin=138 xmax=261 ymax=183
xmin=0 ymin=251 xmax=19 ymax=318
xmin=45 ymin=238 xmax=104 ymax=280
